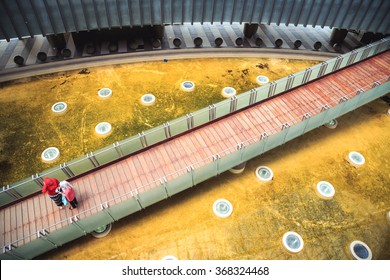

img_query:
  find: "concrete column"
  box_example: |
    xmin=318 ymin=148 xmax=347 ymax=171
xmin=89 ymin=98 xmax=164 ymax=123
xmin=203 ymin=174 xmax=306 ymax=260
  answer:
xmin=358 ymin=32 xmax=386 ymax=44
xmin=46 ymin=34 xmax=67 ymax=50
xmin=229 ymin=162 xmax=247 ymax=174
xmin=243 ymin=23 xmax=259 ymax=38
xmin=330 ymin=28 xmax=348 ymax=44
xmin=152 ymin=25 xmax=165 ymax=40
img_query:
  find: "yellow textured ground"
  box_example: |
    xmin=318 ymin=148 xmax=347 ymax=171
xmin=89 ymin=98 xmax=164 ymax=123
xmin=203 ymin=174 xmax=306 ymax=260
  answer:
xmin=39 ymin=94 xmax=390 ymax=260
xmin=0 ymin=57 xmax=317 ymax=185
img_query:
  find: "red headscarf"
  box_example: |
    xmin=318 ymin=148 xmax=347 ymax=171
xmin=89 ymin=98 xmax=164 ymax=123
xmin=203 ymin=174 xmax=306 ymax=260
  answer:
xmin=42 ymin=178 xmax=60 ymax=196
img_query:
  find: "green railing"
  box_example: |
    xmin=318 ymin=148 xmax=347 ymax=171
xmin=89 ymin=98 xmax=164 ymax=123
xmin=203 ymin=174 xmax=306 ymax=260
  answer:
xmin=2 ymin=74 xmax=389 ymax=260
xmin=1 ymin=37 xmax=389 ymax=209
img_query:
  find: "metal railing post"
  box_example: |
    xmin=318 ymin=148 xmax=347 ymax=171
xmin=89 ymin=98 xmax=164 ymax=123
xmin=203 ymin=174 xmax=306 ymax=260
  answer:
xmin=86 ymin=152 xmax=100 ymax=167
xmin=37 ymin=229 xmax=59 ymax=247
xmin=318 ymin=61 xmax=328 ymax=77
xmin=100 ymin=202 xmax=116 ymax=222
xmin=212 ymin=154 xmax=221 ymax=175
xmin=138 ymin=132 xmax=148 ymax=147
xmin=3 ymin=185 xmax=22 ymax=199
xmin=209 ymin=104 xmax=216 ymax=121
xmin=113 ymin=142 xmax=123 ymax=157
xmin=186 ymin=113 xmax=194 ymax=130
xmin=267 ymin=82 xmax=276 ymax=97
xmin=347 ymin=50 xmax=358 ymax=66
xmin=186 ymin=165 xmax=195 ymax=186
xmin=60 ymin=163 xmax=75 ymax=178
xmin=32 ymin=173 xmax=44 ymax=187
xmin=302 ymin=68 xmax=312 ymax=83
xmin=333 ymin=55 xmax=343 ymax=71
xmin=282 ymin=122 xmax=291 ymax=144
xmin=249 ymin=88 xmax=257 ymax=105
xmin=361 ymin=44 xmax=372 ymax=60
xmin=163 ymin=122 xmax=172 ymax=138
xmin=302 ymin=113 xmax=311 ymax=134
xmin=230 ymin=96 xmax=238 ymax=112
xmin=286 ymin=74 xmax=295 ymax=90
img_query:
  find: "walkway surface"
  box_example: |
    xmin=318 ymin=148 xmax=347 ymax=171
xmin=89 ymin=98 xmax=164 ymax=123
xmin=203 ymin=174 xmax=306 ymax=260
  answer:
xmin=1 ymin=49 xmax=389 ymax=251
xmin=0 ymin=23 xmax=363 ymax=73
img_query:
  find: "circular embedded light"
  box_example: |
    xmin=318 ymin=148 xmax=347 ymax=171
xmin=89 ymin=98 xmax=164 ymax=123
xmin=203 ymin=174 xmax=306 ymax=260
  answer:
xmin=95 ymin=122 xmax=112 ymax=136
xmin=255 ymin=166 xmax=273 ymax=182
xmin=41 ymin=147 xmax=60 ymax=163
xmin=256 ymin=75 xmax=269 ymax=85
xmin=161 ymin=255 xmax=178 ymax=260
xmin=282 ymin=231 xmax=304 ymax=253
xmin=347 ymin=151 xmax=365 ymax=167
xmin=181 ymin=81 xmax=195 ymax=92
xmin=324 ymin=119 xmax=338 ymax=129
xmin=221 ymin=87 xmax=236 ymax=98
xmin=213 ymin=199 xmax=233 ymax=218
xmin=316 ymin=181 xmax=335 ymax=200
xmin=91 ymin=224 xmax=112 ymax=238
xmin=141 ymin=94 xmax=156 ymax=106
xmin=349 ymin=241 xmax=372 ymax=260
xmin=98 ymin=88 xmax=112 ymax=99
xmin=51 ymin=102 xmax=67 ymax=114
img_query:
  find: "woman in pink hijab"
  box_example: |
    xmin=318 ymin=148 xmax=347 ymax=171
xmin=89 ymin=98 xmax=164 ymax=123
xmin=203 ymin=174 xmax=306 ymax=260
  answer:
xmin=42 ymin=177 xmax=64 ymax=209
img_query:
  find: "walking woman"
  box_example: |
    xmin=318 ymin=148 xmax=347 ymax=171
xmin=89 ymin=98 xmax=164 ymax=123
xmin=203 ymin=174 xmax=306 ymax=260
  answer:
xmin=42 ymin=177 xmax=64 ymax=209
xmin=57 ymin=180 xmax=78 ymax=210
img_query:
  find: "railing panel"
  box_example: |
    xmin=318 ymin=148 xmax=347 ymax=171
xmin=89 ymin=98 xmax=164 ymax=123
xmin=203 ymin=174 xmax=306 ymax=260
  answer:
xmin=193 ymin=108 xmax=210 ymax=127
xmin=356 ymin=83 xmax=390 ymax=108
xmin=218 ymin=149 xmax=242 ymax=174
xmin=291 ymin=71 xmax=306 ymax=88
xmin=354 ymin=47 xmax=367 ymax=62
xmin=254 ymin=85 xmax=270 ymax=103
xmin=66 ymin=155 xmax=96 ymax=176
xmin=119 ymin=136 xmax=143 ymax=156
xmin=367 ymin=43 xmax=380 ymax=57
xmin=323 ymin=59 xmax=337 ymax=76
xmin=44 ymin=224 xmax=85 ymax=246
xmin=0 ymin=252 xmax=23 ymax=260
xmin=338 ymin=53 xmax=350 ymax=69
xmin=193 ymin=160 xmax=217 ymax=185
xmin=0 ymin=191 xmax=16 ymax=208
xmin=236 ymin=92 xmax=251 ymax=110
xmin=5 ymin=237 xmax=55 ymax=260
xmin=241 ymin=138 xmax=267 ymax=162
xmin=284 ymin=119 xmax=309 ymax=143
xmin=93 ymin=146 xmax=120 ymax=166
xmin=40 ymin=166 xmax=69 ymax=182
xmin=344 ymin=93 xmax=363 ymax=113
xmin=307 ymin=66 xmax=321 ymax=82
xmin=263 ymin=128 xmax=288 ymax=151
xmin=73 ymin=210 xmax=115 ymax=233
xmin=169 ymin=117 xmax=189 ymax=137
xmin=137 ymin=183 xmax=168 ymax=208
xmin=215 ymin=99 xmax=232 ymax=118
xmin=165 ymin=171 xmax=193 ymax=196
xmin=274 ymin=77 xmax=289 ymax=95
xmin=144 ymin=126 xmax=167 ymax=147
xmin=303 ymin=109 xmax=326 ymax=133
xmin=107 ymin=197 xmax=142 ymax=221
xmin=321 ymin=105 xmax=342 ymax=125
xmin=10 ymin=178 xmax=40 ymax=197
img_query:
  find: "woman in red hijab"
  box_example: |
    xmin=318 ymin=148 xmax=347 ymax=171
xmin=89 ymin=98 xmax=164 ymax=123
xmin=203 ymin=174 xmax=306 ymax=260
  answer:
xmin=42 ymin=177 xmax=64 ymax=209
